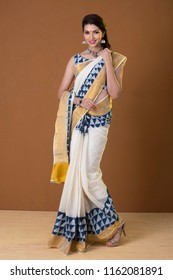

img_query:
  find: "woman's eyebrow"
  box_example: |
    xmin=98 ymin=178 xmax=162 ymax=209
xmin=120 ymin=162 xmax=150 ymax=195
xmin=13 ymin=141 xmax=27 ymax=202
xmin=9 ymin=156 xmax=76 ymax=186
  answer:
xmin=84 ymin=29 xmax=99 ymax=32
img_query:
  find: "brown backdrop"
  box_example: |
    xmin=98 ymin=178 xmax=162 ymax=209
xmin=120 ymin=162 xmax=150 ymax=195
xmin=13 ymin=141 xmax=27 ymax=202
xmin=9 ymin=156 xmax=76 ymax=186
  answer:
xmin=0 ymin=0 xmax=172 ymax=212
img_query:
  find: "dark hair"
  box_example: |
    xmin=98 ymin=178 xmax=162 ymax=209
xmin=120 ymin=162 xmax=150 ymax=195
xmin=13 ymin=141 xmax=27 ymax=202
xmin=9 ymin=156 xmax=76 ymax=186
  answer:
xmin=82 ymin=14 xmax=111 ymax=49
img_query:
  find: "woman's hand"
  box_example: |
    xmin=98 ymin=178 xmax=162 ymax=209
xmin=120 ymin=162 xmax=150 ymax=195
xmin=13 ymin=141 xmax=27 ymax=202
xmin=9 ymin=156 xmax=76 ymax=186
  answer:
xmin=80 ymin=98 xmax=97 ymax=111
xmin=99 ymin=48 xmax=112 ymax=65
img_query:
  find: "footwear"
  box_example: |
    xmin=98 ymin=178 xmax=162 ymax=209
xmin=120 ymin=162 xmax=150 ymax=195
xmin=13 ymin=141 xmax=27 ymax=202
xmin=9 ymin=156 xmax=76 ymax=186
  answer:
xmin=76 ymin=241 xmax=87 ymax=254
xmin=106 ymin=221 xmax=126 ymax=247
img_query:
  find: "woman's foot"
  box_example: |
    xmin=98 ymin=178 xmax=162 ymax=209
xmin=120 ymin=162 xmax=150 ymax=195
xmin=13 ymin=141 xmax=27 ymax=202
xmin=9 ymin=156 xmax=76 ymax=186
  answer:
xmin=106 ymin=221 xmax=126 ymax=247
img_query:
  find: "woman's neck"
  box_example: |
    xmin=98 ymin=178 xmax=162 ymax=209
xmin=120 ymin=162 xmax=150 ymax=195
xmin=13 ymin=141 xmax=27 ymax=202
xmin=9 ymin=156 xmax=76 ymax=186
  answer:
xmin=87 ymin=46 xmax=102 ymax=58
xmin=88 ymin=45 xmax=102 ymax=52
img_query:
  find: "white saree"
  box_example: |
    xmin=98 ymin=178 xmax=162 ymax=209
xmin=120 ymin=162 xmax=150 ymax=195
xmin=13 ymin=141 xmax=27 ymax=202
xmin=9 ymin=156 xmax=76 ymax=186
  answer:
xmin=48 ymin=52 xmax=127 ymax=255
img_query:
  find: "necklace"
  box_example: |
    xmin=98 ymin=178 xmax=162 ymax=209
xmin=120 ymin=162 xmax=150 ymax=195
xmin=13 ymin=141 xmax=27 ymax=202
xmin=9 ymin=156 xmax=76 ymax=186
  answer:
xmin=87 ymin=48 xmax=102 ymax=58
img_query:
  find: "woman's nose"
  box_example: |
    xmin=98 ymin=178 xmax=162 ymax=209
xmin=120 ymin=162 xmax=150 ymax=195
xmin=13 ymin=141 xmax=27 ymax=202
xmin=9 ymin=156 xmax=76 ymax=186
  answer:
xmin=89 ymin=32 xmax=94 ymax=39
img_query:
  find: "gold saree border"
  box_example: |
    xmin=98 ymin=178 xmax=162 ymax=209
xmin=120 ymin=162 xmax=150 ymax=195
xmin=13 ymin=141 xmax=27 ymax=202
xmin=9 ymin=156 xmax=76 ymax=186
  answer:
xmin=74 ymin=60 xmax=90 ymax=77
xmin=50 ymin=91 xmax=70 ymax=184
xmin=88 ymin=96 xmax=112 ymax=116
xmin=87 ymin=219 xmax=122 ymax=244
xmin=47 ymin=218 xmax=121 ymax=255
xmin=50 ymin=162 xmax=68 ymax=183
xmin=71 ymin=65 xmax=106 ymax=131
xmin=112 ymin=51 xmax=127 ymax=70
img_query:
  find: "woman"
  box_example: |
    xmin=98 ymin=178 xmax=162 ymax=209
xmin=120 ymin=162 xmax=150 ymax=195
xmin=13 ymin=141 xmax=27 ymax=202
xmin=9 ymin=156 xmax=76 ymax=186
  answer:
xmin=48 ymin=14 xmax=127 ymax=255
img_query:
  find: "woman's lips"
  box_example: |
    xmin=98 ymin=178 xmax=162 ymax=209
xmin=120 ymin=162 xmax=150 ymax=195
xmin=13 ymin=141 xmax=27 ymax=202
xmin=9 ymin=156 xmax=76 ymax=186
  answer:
xmin=89 ymin=40 xmax=97 ymax=44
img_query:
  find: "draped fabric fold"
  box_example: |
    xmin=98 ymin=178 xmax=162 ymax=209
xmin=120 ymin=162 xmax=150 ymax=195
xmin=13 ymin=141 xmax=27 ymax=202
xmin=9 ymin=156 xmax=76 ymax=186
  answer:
xmin=50 ymin=91 xmax=71 ymax=183
xmin=48 ymin=52 xmax=127 ymax=254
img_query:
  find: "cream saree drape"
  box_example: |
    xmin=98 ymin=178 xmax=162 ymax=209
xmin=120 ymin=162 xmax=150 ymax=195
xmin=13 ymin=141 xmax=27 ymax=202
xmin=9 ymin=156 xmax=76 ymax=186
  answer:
xmin=48 ymin=52 xmax=127 ymax=255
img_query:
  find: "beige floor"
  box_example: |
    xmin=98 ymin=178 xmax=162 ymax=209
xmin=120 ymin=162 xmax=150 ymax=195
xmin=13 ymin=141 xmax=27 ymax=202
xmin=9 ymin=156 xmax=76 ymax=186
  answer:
xmin=0 ymin=211 xmax=172 ymax=260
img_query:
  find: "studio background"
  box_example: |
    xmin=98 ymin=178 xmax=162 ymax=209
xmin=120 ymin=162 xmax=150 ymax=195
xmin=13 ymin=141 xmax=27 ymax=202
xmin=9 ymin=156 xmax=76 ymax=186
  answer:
xmin=0 ymin=0 xmax=172 ymax=212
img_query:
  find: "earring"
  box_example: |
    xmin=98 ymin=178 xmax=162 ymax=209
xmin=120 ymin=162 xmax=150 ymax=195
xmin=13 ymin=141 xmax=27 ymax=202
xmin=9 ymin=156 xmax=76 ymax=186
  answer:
xmin=82 ymin=40 xmax=87 ymax=44
xmin=101 ymin=39 xmax=106 ymax=43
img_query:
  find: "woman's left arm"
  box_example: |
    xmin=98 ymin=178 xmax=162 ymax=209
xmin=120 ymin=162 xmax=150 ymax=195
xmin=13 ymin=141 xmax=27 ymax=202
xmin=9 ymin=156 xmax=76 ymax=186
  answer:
xmin=100 ymin=48 xmax=125 ymax=99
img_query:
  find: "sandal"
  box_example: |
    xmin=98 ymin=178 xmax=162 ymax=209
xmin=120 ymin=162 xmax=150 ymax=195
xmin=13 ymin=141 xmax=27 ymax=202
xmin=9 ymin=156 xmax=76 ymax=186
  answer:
xmin=106 ymin=221 xmax=126 ymax=247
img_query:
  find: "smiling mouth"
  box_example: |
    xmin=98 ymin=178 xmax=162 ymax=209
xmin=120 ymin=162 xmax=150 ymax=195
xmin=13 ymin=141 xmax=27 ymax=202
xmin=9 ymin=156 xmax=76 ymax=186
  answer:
xmin=89 ymin=40 xmax=97 ymax=44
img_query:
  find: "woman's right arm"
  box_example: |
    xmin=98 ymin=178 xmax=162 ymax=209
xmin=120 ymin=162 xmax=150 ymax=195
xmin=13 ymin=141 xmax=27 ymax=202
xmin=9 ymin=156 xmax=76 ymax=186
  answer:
xmin=57 ymin=56 xmax=75 ymax=99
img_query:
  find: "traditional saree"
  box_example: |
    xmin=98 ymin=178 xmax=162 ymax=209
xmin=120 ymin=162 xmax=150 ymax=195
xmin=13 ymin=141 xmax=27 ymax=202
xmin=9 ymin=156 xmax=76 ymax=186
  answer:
xmin=48 ymin=52 xmax=127 ymax=255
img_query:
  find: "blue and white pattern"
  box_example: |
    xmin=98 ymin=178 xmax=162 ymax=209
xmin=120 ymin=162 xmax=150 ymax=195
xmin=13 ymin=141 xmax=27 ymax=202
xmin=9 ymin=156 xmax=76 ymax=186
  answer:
xmin=74 ymin=54 xmax=105 ymax=98
xmin=74 ymin=54 xmax=89 ymax=65
xmin=75 ymin=111 xmax=112 ymax=134
xmin=52 ymin=192 xmax=119 ymax=242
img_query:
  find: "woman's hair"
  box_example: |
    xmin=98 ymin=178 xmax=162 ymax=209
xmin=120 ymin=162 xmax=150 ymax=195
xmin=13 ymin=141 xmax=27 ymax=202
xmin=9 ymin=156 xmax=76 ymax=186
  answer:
xmin=82 ymin=14 xmax=111 ymax=49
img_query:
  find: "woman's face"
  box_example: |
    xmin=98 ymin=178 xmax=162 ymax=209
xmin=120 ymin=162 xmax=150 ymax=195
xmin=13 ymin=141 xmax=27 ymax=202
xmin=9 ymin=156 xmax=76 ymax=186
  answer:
xmin=83 ymin=24 xmax=103 ymax=49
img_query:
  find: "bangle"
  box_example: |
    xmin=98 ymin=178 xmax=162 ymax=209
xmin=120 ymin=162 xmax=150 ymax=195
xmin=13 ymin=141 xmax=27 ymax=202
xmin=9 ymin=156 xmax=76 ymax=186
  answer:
xmin=77 ymin=99 xmax=82 ymax=106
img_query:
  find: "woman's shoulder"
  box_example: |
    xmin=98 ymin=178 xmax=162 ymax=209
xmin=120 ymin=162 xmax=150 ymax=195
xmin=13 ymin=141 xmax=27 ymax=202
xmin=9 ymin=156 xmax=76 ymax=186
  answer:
xmin=65 ymin=53 xmax=84 ymax=66
xmin=111 ymin=50 xmax=127 ymax=69
xmin=65 ymin=53 xmax=84 ymax=67
xmin=72 ymin=51 xmax=91 ymax=65
xmin=112 ymin=50 xmax=127 ymax=60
